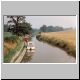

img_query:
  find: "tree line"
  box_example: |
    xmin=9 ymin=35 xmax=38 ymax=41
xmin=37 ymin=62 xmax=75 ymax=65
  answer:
xmin=40 ymin=25 xmax=73 ymax=32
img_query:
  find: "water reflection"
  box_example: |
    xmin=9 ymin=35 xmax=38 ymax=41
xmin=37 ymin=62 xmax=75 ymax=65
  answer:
xmin=21 ymin=49 xmax=35 ymax=63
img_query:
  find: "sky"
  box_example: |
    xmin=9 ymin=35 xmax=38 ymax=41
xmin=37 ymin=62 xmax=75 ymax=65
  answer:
xmin=4 ymin=16 xmax=76 ymax=29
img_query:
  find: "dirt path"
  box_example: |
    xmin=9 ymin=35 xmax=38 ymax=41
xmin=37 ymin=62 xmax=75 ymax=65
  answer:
xmin=15 ymin=48 xmax=26 ymax=63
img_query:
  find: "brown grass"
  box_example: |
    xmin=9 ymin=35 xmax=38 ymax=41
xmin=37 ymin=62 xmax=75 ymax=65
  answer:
xmin=42 ymin=30 xmax=76 ymax=47
xmin=4 ymin=42 xmax=17 ymax=56
xmin=36 ymin=30 xmax=76 ymax=58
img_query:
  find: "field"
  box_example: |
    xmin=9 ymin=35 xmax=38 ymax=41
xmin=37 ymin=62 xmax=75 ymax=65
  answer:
xmin=36 ymin=30 xmax=76 ymax=58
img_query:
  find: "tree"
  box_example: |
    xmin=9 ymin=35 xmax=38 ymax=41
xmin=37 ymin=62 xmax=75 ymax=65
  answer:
xmin=39 ymin=25 xmax=64 ymax=32
xmin=54 ymin=26 xmax=64 ymax=31
xmin=4 ymin=24 xmax=9 ymax=32
xmin=7 ymin=16 xmax=32 ymax=36
xmin=47 ymin=26 xmax=54 ymax=32
xmin=40 ymin=25 xmax=47 ymax=32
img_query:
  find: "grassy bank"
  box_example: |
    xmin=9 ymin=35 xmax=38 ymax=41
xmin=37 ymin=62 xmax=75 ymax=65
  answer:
xmin=4 ymin=32 xmax=23 ymax=63
xmin=36 ymin=30 xmax=76 ymax=58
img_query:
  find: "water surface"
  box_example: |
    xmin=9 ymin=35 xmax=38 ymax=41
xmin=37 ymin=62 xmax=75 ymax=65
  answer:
xmin=22 ymin=37 xmax=76 ymax=63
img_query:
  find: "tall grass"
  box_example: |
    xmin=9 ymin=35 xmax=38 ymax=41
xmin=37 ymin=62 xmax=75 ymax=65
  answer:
xmin=4 ymin=48 xmax=16 ymax=63
xmin=4 ymin=34 xmax=23 ymax=63
xmin=36 ymin=30 xmax=76 ymax=58
xmin=4 ymin=40 xmax=23 ymax=63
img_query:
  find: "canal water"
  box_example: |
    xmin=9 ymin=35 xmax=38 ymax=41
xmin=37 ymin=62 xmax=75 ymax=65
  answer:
xmin=22 ymin=37 xmax=76 ymax=63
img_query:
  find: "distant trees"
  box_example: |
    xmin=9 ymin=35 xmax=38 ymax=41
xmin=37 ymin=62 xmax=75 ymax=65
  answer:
xmin=40 ymin=25 xmax=64 ymax=32
xmin=7 ymin=16 xmax=32 ymax=36
xmin=40 ymin=25 xmax=47 ymax=32
xmin=54 ymin=26 xmax=64 ymax=31
xmin=47 ymin=26 xmax=54 ymax=32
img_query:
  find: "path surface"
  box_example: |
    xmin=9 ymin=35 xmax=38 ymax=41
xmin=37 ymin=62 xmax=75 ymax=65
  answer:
xmin=15 ymin=48 xmax=26 ymax=63
xmin=22 ymin=37 xmax=76 ymax=63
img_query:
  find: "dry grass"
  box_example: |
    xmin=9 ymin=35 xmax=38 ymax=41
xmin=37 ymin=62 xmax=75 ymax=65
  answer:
xmin=4 ymin=38 xmax=23 ymax=63
xmin=4 ymin=42 xmax=17 ymax=56
xmin=36 ymin=30 xmax=76 ymax=58
xmin=42 ymin=30 xmax=76 ymax=47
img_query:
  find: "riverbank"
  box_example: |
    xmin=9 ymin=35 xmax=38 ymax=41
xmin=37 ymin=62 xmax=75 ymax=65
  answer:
xmin=4 ymin=32 xmax=23 ymax=63
xmin=36 ymin=30 xmax=76 ymax=58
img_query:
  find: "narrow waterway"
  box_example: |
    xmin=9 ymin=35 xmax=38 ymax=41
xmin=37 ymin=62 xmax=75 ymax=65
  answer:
xmin=22 ymin=37 xmax=76 ymax=63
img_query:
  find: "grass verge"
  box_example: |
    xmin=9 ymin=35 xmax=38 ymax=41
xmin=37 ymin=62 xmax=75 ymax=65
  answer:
xmin=4 ymin=36 xmax=23 ymax=63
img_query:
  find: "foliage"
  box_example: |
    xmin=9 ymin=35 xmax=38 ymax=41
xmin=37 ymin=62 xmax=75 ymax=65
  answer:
xmin=40 ymin=25 xmax=47 ymax=32
xmin=40 ymin=25 xmax=64 ymax=32
xmin=4 ymin=24 xmax=9 ymax=32
xmin=7 ymin=16 xmax=32 ymax=36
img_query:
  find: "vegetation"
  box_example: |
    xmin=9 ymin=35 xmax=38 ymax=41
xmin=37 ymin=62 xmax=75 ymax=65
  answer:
xmin=7 ymin=16 xmax=32 ymax=36
xmin=4 ymin=35 xmax=17 ymax=43
xmin=40 ymin=25 xmax=64 ymax=32
xmin=4 ymin=48 xmax=16 ymax=63
xmin=36 ymin=30 xmax=76 ymax=58
xmin=4 ymin=35 xmax=23 ymax=63
xmin=4 ymin=32 xmax=23 ymax=62
xmin=4 ymin=32 xmax=12 ymax=38
xmin=4 ymin=24 xmax=9 ymax=32
xmin=39 ymin=25 xmax=74 ymax=32
xmin=4 ymin=16 xmax=33 ymax=63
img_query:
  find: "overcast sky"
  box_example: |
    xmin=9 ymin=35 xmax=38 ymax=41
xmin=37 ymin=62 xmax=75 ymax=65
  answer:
xmin=4 ymin=16 xmax=76 ymax=29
